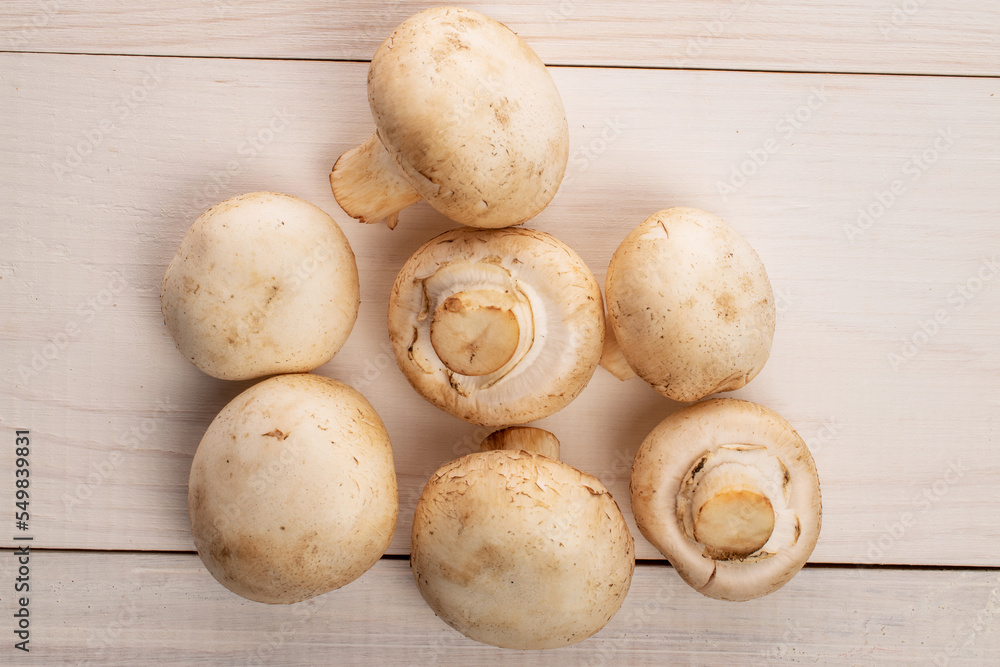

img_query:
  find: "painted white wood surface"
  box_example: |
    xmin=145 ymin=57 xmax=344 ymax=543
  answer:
xmin=2 ymin=1 xmax=999 ymax=76
xmin=1 ymin=551 xmax=997 ymax=664
xmin=2 ymin=53 xmax=998 ymax=566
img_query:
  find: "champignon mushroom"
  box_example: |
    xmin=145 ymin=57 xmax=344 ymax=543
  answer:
xmin=603 ymin=207 xmax=775 ymax=402
xmin=387 ymin=226 xmax=604 ymax=426
xmin=331 ymin=6 xmax=569 ymax=230
xmin=630 ymin=398 xmax=821 ymax=601
xmin=161 ymin=191 xmax=360 ymax=381
xmin=411 ymin=427 xmax=634 ymax=649
xmin=188 ymin=373 xmax=397 ymax=604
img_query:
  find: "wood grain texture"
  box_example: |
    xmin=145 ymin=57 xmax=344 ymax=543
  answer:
xmin=1 ymin=1 xmax=999 ymax=76
xmin=2 ymin=53 xmax=998 ymax=565
xmin=0 ymin=551 xmax=996 ymax=664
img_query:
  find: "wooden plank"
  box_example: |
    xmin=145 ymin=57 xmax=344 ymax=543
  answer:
xmin=3 ymin=551 xmax=997 ymax=663
xmin=2 ymin=53 xmax=999 ymax=564
xmin=1 ymin=1 xmax=999 ymax=76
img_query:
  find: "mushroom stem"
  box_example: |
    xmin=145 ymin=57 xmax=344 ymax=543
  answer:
xmin=481 ymin=427 xmax=560 ymax=460
xmin=331 ymin=133 xmax=422 ymax=229
xmin=691 ymin=467 xmax=775 ymax=560
xmin=429 ymin=289 xmax=521 ymax=377
xmin=599 ymin=317 xmax=637 ymax=381
xmin=678 ymin=445 xmax=790 ymax=561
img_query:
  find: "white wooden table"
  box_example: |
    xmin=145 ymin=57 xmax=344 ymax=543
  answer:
xmin=2 ymin=1 xmax=999 ymax=663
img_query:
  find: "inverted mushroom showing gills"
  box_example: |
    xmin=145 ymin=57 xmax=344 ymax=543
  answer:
xmin=188 ymin=374 xmax=398 ymax=604
xmin=411 ymin=427 xmax=635 ymax=649
xmin=331 ymin=6 xmax=569 ymax=229
xmin=630 ymin=399 xmax=821 ymax=601
xmin=603 ymin=207 xmax=775 ymax=402
xmin=388 ymin=227 xmax=604 ymax=426
xmin=161 ymin=191 xmax=361 ymax=381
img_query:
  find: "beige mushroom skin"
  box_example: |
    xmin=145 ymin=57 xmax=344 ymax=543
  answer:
xmin=388 ymin=227 xmax=604 ymax=426
xmin=332 ymin=6 xmax=569 ymax=229
xmin=411 ymin=428 xmax=634 ymax=649
xmin=630 ymin=398 xmax=821 ymax=601
xmin=161 ymin=192 xmax=361 ymax=381
xmin=604 ymin=207 xmax=775 ymax=402
xmin=188 ymin=374 xmax=397 ymax=604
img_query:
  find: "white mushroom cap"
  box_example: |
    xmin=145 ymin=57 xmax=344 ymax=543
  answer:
xmin=161 ymin=192 xmax=361 ymax=381
xmin=188 ymin=374 xmax=397 ymax=604
xmin=387 ymin=227 xmax=604 ymax=426
xmin=604 ymin=207 xmax=775 ymax=402
xmin=411 ymin=427 xmax=634 ymax=649
xmin=331 ymin=6 xmax=569 ymax=229
xmin=630 ymin=398 xmax=821 ymax=601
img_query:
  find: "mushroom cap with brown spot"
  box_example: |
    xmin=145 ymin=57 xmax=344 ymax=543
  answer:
xmin=630 ymin=398 xmax=821 ymax=601
xmin=411 ymin=449 xmax=634 ymax=649
xmin=161 ymin=191 xmax=361 ymax=381
xmin=606 ymin=208 xmax=775 ymax=402
xmin=388 ymin=226 xmax=605 ymax=426
xmin=188 ymin=374 xmax=398 ymax=604
xmin=368 ymin=6 xmax=569 ymax=228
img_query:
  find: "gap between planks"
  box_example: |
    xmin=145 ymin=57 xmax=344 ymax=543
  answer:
xmin=4 ymin=48 xmax=1000 ymax=80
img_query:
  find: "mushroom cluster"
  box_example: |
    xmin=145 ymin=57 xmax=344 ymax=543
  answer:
xmin=159 ymin=2 xmax=823 ymax=651
xmin=161 ymin=192 xmax=398 ymax=605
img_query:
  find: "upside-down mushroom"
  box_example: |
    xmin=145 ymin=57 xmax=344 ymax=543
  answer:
xmin=603 ymin=207 xmax=775 ymax=402
xmin=387 ymin=227 xmax=604 ymax=426
xmin=188 ymin=374 xmax=397 ymax=604
xmin=161 ymin=191 xmax=360 ymax=381
xmin=630 ymin=398 xmax=821 ymax=601
xmin=331 ymin=6 xmax=569 ymax=229
xmin=411 ymin=427 xmax=634 ymax=649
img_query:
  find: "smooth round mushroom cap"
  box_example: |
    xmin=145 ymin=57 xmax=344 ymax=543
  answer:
xmin=188 ymin=374 xmax=397 ymax=604
xmin=161 ymin=191 xmax=361 ymax=381
xmin=367 ymin=6 xmax=569 ymax=228
xmin=411 ymin=450 xmax=634 ymax=649
xmin=606 ymin=207 xmax=775 ymax=402
xmin=630 ymin=398 xmax=821 ymax=601
xmin=387 ymin=226 xmax=604 ymax=426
